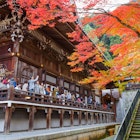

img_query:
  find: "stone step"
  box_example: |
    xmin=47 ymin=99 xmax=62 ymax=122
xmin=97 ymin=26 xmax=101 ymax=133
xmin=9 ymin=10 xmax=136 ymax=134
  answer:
xmin=135 ymin=118 xmax=140 ymax=120
xmin=131 ymin=127 xmax=140 ymax=131
xmin=129 ymin=138 xmax=140 ymax=140
xmin=134 ymin=120 xmax=140 ymax=123
xmin=132 ymin=125 xmax=140 ymax=128
xmin=134 ymin=123 xmax=140 ymax=125
xmin=129 ymin=134 xmax=140 ymax=138
xmin=131 ymin=131 xmax=140 ymax=135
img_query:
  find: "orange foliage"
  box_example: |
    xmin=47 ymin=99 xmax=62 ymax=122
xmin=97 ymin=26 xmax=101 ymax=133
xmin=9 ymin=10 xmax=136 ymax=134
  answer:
xmin=8 ymin=0 xmax=77 ymax=30
xmin=69 ymin=2 xmax=140 ymax=88
xmin=7 ymin=0 xmax=140 ymax=88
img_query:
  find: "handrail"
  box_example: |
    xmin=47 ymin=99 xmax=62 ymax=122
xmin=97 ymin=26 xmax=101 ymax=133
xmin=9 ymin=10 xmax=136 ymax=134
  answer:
xmin=0 ymin=88 xmax=113 ymax=113
xmin=114 ymin=90 xmax=140 ymax=140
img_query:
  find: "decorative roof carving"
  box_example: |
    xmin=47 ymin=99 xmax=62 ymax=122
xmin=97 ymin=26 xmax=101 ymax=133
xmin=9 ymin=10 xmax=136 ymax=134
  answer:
xmin=29 ymin=30 xmax=68 ymax=63
xmin=0 ymin=17 xmax=12 ymax=32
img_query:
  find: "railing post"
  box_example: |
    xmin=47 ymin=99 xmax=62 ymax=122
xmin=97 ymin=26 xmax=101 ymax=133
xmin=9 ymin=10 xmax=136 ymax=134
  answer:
xmin=7 ymin=87 xmax=14 ymax=100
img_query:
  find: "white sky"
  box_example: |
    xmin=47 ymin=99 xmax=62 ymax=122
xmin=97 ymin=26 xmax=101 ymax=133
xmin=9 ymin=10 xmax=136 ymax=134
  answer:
xmin=75 ymin=0 xmax=130 ymax=15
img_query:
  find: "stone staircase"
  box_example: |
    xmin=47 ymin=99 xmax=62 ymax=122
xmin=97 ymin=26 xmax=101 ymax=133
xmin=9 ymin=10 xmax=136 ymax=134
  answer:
xmin=128 ymin=101 xmax=140 ymax=140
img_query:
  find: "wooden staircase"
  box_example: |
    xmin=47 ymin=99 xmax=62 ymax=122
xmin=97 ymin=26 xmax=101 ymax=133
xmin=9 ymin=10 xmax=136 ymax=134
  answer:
xmin=127 ymin=100 xmax=140 ymax=140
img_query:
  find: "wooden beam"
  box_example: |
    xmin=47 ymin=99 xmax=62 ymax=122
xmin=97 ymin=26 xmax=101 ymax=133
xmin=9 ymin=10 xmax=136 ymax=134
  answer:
xmin=78 ymin=111 xmax=81 ymax=125
xmin=86 ymin=112 xmax=88 ymax=124
xmin=91 ymin=113 xmax=93 ymax=124
xmin=70 ymin=110 xmax=74 ymax=126
xmin=97 ymin=113 xmax=99 ymax=124
xmin=53 ymin=27 xmax=75 ymax=48
xmin=29 ymin=106 xmax=36 ymax=131
xmin=4 ymin=106 xmax=12 ymax=133
xmin=46 ymin=108 xmax=51 ymax=128
xmin=60 ymin=109 xmax=64 ymax=127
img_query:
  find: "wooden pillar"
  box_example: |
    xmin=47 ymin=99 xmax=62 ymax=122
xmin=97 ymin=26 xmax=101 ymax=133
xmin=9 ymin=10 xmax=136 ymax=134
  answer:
xmin=94 ymin=113 xmax=97 ymax=124
xmin=100 ymin=113 xmax=102 ymax=123
xmin=39 ymin=49 xmax=43 ymax=81
xmin=4 ymin=106 xmax=12 ymax=133
xmin=46 ymin=108 xmax=51 ymax=129
xmin=85 ymin=112 xmax=88 ymax=124
xmin=105 ymin=114 xmax=107 ymax=123
xmin=7 ymin=87 xmax=14 ymax=100
xmin=29 ymin=106 xmax=36 ymax=131
xmin=60 ymin=109 xmax=64 ymax=127
xmin=91 ymin=113 xmax=93 ymax=124
xmin=96 ymin=113 xmax=99 ymax=123
xmin=106 ymin=114 xmax=108 ymax=123
xmin=102 ymin=114 xmax=105 ymax=123
xmin=12 ymin=40 xmax=20 ymax=78
xmin=98 ymin=113 xmax=100 ymax=123
xmin=93 ymin=113 xmax=95 ymax=124
xmin=70 ymin=110 xmax=74 ymax=126
xmin=78 ymin=111 xmax=81 ymax=125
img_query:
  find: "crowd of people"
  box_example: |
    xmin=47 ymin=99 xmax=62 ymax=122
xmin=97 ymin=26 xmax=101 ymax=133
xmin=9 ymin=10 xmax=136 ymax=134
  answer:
xmin=0 ymin=76 xmax=111 ymax=110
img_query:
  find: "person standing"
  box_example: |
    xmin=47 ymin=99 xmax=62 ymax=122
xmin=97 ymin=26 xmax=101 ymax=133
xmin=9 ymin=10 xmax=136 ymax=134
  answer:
xmin=22 ymin=81 xmax=28 ymax=91
xmin=34 ymin=81 xmax=40 ymax=94
xmin=28 ymin=75 xmax=39 ymax=92
xmin=9 ymin=77 xmax=17 ymax=88
xmin=39 ymin=83 xmax=46 ymax=95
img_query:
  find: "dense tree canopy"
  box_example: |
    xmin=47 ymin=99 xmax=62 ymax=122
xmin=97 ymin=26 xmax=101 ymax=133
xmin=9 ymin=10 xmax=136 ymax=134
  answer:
xmin=68 ymin=2 xmax=140 ymax=89
xmin=7 ymin=0 xmax=140 ymax=90
xmin=8 ymin=0 xmax=77 ymax=29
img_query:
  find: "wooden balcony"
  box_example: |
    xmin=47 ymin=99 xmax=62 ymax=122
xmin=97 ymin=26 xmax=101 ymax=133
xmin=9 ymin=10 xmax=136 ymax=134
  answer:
xmin=0 ymin=87 xmax=115 ymax=133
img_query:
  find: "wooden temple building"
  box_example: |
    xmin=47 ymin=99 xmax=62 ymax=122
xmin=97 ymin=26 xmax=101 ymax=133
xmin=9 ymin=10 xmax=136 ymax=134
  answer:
xmin=0 ymin=0 xmax=117 ymax=134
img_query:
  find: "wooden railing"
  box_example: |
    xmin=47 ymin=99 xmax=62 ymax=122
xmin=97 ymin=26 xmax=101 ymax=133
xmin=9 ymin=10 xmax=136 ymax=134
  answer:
xmin=0 ymin=87 xmax=112 ymax=112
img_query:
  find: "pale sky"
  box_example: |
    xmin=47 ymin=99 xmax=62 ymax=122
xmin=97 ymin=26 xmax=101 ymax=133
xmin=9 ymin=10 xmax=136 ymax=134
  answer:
xmin=75 ymin=0 xmax=130 ymax=17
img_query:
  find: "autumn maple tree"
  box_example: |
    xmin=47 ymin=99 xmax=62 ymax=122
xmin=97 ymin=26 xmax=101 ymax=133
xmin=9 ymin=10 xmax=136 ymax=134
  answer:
xmin=7 ymin=0 xmax=140 ymax=89
xmin=68 ymin=1 xmax=140 ymax=89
